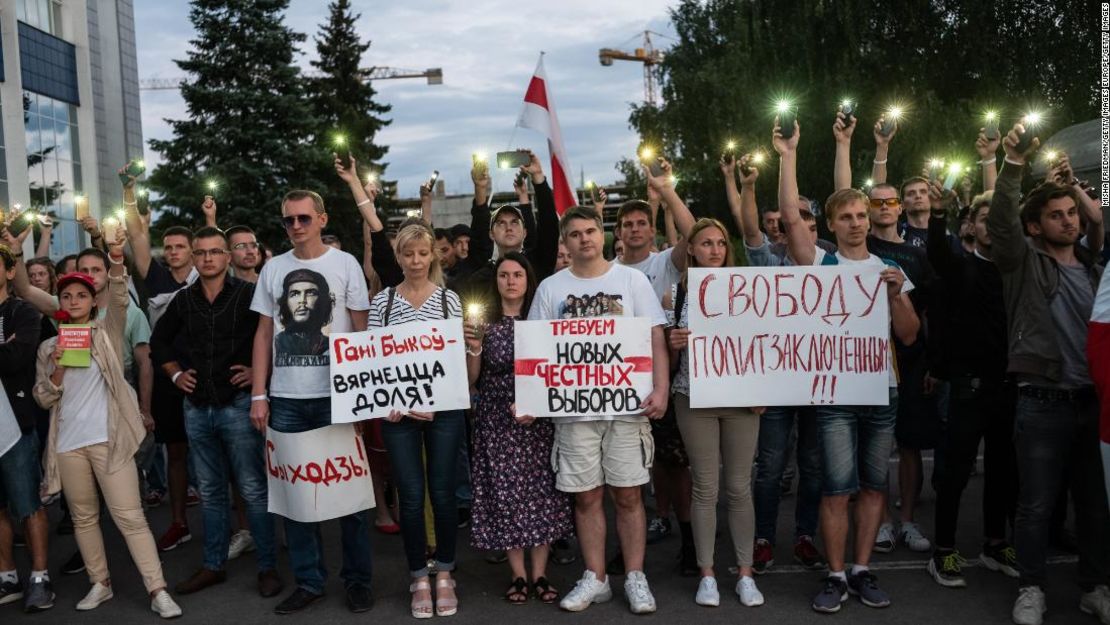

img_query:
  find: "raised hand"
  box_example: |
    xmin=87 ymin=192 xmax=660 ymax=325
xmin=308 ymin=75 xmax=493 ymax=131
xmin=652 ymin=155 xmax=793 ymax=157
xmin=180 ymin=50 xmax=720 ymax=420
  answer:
xmin=1002 ymin=123 xmax=1040 ymax=165
xmin=738 ymin=154 xmax=760 ymax=186
xmin=975 ymin=129 xmax=1000 ymax=160
xmin=522 ymin=149 xmax=545 ymax=180
xmin=873 ymin=116 xmax=898 ymax=147
xmin=772 ymin=117 xmax=800 ymax=155
xmin=334 ymin=152 xmax=360 ymax=185
xmin=832 ymin=111 xmax=856 ymax=144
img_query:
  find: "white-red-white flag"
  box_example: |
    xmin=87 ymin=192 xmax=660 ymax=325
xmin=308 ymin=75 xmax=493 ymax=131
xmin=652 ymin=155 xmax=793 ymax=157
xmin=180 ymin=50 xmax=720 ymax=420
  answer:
xmin=1087 ymin=272 xmax=1110 ymax=509
xmin=517 ymin=55 xmax=576 ymax=215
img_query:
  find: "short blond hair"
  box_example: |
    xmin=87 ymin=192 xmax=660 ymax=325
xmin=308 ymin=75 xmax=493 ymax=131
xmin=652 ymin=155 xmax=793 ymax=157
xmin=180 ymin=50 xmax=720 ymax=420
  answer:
xmin=282 ymin=190 xmax=325 ymax=215
xmin=394 ymin=223 xmax=444 ymax=287
xmin=824 ymin=188 xmax=869 ymax=221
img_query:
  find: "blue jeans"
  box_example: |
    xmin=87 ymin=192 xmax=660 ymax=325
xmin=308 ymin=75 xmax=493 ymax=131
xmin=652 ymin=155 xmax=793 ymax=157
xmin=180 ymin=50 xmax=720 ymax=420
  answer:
xmin=184 ymin=393 xmax=276 ymax=572
xmin=270 ymin=397 xmax=372 ymax=594
xmin=0 ymin=431 xmax=43 ymax=521
xmin=816 ymin=389 xmax=898 ymax=496
xmin=1013 ymin=390 xmax=1109 ymax=588
xmin=753 ymin=407 xmax=822 ymax=544
xmin=381 ymin=410 xmax=464 ymax=577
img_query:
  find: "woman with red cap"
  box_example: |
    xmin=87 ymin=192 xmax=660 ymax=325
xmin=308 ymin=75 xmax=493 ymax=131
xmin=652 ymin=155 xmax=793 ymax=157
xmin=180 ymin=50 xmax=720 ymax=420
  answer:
xmin=33 ymin=230 xmax=182 ymax=619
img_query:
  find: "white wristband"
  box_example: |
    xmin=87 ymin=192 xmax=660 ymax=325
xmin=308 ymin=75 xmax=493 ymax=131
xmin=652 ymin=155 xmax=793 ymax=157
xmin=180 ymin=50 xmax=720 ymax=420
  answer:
xmin=171 ymin=371 xmax=183 ymax=384
xmin=872 ymin=159 xmax=888 ymax=165
xmin=1003 ymin=157 xmax=1024 ymax=167
xmin=356 ymin=198 xmax=372 ymax=207
xmin=978 ymin=158 xmax=997 ymax=165
xmin=251 ymin=394 xmax=269 ymax=402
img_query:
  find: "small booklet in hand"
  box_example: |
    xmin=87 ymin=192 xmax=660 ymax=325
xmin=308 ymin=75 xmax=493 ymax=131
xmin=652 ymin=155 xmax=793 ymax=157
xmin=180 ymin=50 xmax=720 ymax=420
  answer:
xmin=58 ymin=324 xmax=93 ymax=367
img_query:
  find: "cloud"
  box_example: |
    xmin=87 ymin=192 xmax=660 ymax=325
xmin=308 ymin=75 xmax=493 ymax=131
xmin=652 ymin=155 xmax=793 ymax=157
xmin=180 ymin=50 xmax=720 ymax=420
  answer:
xmin=136 ymin=0 xmax=674 ymax=201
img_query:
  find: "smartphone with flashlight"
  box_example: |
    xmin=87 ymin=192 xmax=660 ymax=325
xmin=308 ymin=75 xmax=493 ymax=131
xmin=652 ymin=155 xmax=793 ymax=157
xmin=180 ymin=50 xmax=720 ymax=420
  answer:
xmin=838 ymin=101 xmax=855 ymax=125
xmin=586 ymin=182 xmax=601 ymax=204
xmin=1015 ymin=114 xmax=1040 ymax=153
xmin=496 ymin=150 xmax=531 ymax=170
xmin=739 ymin=153 xmax=755 ymax=176
xmin=118 ymin=158 xmax=145 ymax=184
xmin=984 ymin=115 xmax=1000 ymax=140
xmin=514 ymin=170 xmax=528 ymax=189
xmin=878 ymin=115 xmax=898 ymax=137
xmin=942 ymin=167 xmax=961 ymax=191
xmin=777 ymin=109 xmax=797 ymax=139
xmin=426 ymin=170 xmax=440 ymax=190
xmin=928 ymin=161 xmax=944 ymax=183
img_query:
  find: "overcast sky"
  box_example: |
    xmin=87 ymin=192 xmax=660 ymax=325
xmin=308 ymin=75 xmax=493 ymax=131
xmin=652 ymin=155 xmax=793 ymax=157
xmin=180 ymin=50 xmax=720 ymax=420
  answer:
xmin=135 ymin=1 xmax=676 ymax=198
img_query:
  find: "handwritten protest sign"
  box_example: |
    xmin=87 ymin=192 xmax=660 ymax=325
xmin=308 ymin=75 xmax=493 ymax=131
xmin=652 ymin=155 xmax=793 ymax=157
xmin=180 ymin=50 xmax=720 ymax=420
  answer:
xmin=687 ymin=266 xmax=891 ymax=407
xmin=266 ymin=424 xmax=374 ymax=523
xmin=514 ymin=317 xmax=654 ymax=418
xmin=329 ymin=319 xmax=470 ymax=423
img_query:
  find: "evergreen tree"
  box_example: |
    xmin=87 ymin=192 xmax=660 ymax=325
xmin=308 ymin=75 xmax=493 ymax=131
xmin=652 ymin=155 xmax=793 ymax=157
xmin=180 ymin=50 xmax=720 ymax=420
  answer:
xmin=308 ymin=0 xmax=392 ymax=249
xmin=147 ymin=0 xmax=323 ymax=249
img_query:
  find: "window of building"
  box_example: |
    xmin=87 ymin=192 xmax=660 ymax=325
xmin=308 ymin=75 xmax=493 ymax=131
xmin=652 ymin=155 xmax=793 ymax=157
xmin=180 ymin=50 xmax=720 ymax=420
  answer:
xmin=24 ymin=91 xmax=80 ymax=257
xmin=16 ymin=0 xmax=63 ymax=37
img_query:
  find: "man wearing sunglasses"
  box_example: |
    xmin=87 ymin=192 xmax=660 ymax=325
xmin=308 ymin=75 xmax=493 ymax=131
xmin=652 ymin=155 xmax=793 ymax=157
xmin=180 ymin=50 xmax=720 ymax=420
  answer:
xmin=151 ymin=227 xmax=280 ymax=599
xmin=249 ymin=190 xmax=374 ymax=615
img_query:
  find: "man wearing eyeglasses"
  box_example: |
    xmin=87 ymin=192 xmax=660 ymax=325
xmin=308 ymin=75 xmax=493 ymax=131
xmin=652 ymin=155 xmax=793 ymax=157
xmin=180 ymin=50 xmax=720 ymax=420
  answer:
xmin=226 ymin=226 xmax=261 ymax=283
xmin=248 ymin=190 xmax=374 ymax=615
xmin=150 ymin=226 xmax=280 ymax=599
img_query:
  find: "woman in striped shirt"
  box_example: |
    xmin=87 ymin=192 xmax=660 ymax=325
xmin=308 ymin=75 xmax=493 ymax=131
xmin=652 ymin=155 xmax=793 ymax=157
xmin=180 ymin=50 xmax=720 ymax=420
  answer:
xmin=367 ymin=223 xmax=464 ymax=619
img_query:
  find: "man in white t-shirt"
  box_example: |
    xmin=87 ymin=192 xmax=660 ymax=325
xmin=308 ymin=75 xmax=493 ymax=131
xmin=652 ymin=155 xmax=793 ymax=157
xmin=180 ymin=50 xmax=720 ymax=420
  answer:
xmin=775 ymin=119 xmax=920 ymax=615
xmin=528 ymin=206 xmax=670 ymax=615
xmin=249 ymin=190 xmax=373 ymax=615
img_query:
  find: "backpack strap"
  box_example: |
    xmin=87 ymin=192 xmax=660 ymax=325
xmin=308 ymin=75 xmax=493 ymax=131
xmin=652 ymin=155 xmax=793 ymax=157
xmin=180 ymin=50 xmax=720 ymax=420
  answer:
xmin=383 ymin=287 xmax=396 ymax=326
xmin=674 ymin=281 xmax=687 ymax=327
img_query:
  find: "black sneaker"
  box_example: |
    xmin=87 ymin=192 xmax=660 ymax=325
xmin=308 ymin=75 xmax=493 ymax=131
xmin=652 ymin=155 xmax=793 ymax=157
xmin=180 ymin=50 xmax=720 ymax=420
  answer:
xmin=23 ymin=576 xmax=54 ymax=613
xmin=812 ymin=576 xmax=848 ymax=613
xmin=457 ymin=508 xmax=471 ymax=529
xmin=274 ymin=587 xmax=324 ymax=615
xmin=346 ymin=584 xmax=374 ymax=613
xmin=928 ymin=550 xmax=967 ymax=588
xmin=62 ymin=551 xmax=86 ymax=575
xmin=0 ymin=578 xmax=23 ymax=606
xmin=847 ymin=570 xmax=891 ymax=608
xmin=980 ymin=542 xmax=1019 ymax=578
xmin=646 ymin=517 xmax=672 ymax=545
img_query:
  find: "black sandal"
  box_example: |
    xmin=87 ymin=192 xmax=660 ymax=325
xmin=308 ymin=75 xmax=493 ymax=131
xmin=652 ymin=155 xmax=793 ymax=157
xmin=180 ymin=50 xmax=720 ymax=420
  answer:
xmin=532 ymin=577 xmax=558 ymax=604
xmin=505 ymin=577 xmax=528 ymax=604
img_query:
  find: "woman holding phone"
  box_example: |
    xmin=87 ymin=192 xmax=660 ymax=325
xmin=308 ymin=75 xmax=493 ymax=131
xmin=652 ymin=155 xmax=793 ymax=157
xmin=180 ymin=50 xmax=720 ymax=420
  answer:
xmin=463 ymin=252 xmax=572 ymax=605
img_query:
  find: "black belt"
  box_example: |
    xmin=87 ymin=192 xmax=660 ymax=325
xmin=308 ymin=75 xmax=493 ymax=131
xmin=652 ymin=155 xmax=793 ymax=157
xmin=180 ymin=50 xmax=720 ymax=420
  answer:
xmin=1017 ymin=385 xmax=1096 ymax=402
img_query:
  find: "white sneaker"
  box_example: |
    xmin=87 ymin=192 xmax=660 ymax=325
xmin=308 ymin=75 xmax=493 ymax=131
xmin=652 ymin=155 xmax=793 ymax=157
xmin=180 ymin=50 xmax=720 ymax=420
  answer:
xmin=1080 ymin=585 xmax=1110 ymax=625
xmin=624 ymin=571 xmax=656 ymax=614
xmin=559 ymin=570 xmax=611 ymax=612
xmin=227 ymin=529 xmax=256 ymax=560
xmin=899 ymin=522 xmax=932 ymax=552
xmin=76 ymin=582 xmax=113 ymax=611
xmin=1012 ymin=585 xmax=1046 ymax=625
xmin=695 ymin=576 xmax=719 ymax=607
xmin=874 ymin=523 xmax=896 ymax=553
xmin=150 ymin=590 xmax=182 ymax=619
xmin=736 ymin=576 xmax=765 ymax=607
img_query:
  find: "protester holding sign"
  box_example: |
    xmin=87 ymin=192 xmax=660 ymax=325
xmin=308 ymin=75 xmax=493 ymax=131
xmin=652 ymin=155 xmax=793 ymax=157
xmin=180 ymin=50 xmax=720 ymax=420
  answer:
xmin=463 ymin=252 xmax=572 ymax=605
xmin=150 ymin=226 xmax=281 ymax=599
xmin=527 ymin=206 xmax=669 ymax=614
xmin=663 ymin=217 xmax=765 ymax=608
xmin=249 ymin=190 xmax=373 ymax=615
xmin=775 ymin=117 xmax=920 ymax=614
xmin=33 ymin=242 xmax=181 ymax=617
xmin=987 ymin=123 xmax=1110 ymax=625
xmin=365 ymin=221 xmax=464 ymax=618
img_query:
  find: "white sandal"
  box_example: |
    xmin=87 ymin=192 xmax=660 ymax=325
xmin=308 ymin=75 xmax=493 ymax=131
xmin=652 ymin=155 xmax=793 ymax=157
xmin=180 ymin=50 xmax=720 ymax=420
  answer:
xmin=435 ymin=578 xmax=458 ymax=617
xmin=410 ymin=578 xmax=433 ymax=619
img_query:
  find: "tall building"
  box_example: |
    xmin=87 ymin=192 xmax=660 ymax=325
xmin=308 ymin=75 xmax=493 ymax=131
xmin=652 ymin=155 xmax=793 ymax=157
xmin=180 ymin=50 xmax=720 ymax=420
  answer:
xmin=0 ymin=0 xmax=143 ymax=258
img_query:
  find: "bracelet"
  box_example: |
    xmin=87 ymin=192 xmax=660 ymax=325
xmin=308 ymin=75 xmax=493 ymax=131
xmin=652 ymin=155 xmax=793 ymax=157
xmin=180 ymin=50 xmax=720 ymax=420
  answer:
xmin=356 ymin=198 xmax=372 ymax=207
xmin=977 ymin=158 xmax=997 ymax=165
xmin=465 ymin=346 xmax=483 ymax=357
xmin=1003 ymin=157 xmax=1025 ymax=167
xmin=123 ymin=200 xmax=137 ymax=206
xmin=108 ymin=255 xmax=125 ymax=265
xmin=171 ymin=371 xmax=183 ymax=384
xmin=251 ymin=394 xmax=268 ymax=402
xmin=872 ymin=159 xmax=888 ymax=165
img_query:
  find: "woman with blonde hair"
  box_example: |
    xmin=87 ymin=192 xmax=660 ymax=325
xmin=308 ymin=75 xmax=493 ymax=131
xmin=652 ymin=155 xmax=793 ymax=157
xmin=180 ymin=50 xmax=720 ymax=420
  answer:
xmin=664 ymin=217 xmax=765 ymax=609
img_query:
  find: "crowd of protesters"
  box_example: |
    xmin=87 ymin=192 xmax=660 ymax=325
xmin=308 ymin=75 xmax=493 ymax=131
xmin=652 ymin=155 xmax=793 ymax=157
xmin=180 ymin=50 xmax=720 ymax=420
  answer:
xmin=0 ymin=112 xmax=1105 ymax=625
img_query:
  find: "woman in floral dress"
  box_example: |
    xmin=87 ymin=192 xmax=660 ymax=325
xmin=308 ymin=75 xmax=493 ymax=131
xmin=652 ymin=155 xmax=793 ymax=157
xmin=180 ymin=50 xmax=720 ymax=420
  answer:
xmin=464 ymin=252 xmax=573 ymax=605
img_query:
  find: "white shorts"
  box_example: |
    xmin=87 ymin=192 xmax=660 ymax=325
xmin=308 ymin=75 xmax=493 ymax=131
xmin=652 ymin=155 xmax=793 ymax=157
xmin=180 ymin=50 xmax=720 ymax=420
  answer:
xmin=552 ymin=420 xmax=654 ymax=492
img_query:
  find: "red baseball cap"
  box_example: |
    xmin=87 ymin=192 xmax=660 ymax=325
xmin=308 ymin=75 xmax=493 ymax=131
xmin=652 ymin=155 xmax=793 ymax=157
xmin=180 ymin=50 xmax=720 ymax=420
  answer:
xmin=56 ymin=272 xmax=96 ymax=296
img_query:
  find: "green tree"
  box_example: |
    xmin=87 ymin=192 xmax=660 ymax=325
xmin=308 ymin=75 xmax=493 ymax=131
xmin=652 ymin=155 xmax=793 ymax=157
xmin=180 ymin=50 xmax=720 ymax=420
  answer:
xmin=147 ymin=0 xmax=323 ymax=249
xmin=308 ymin=0 xmax=392 ymax=249
xmin=621 ymin=0 xmax=1099 ymax=228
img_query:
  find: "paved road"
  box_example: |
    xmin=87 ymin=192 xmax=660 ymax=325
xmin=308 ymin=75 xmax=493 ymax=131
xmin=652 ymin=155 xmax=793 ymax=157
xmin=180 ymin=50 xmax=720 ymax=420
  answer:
xmin=4 ymin=455 xmax=1091 ymax=625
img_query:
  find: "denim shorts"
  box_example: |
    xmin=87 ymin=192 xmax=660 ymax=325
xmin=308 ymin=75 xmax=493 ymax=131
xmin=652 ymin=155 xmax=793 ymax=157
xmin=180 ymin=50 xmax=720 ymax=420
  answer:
xmin=0 ymin=431 xmax=44 ymax=521
xmin=816 ymin=389 xmax=897 ymax=496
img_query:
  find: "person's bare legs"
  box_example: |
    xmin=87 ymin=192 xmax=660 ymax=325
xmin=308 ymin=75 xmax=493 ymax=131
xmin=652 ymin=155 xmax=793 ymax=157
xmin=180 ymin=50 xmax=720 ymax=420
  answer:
xmin=612 ymin=486 xmax=646 ymax=572
xmin=854 ymin=488 xmax=885 ymax=567
xmin=529 ymin=544 xmax=550 ymax=581
xmin=820 ymin=495 xmax=851 ymax=572
xmin=575 ymin=487 xmax=607 ymax=581
xmin=507 ymin=548 xmax=527 ymax=580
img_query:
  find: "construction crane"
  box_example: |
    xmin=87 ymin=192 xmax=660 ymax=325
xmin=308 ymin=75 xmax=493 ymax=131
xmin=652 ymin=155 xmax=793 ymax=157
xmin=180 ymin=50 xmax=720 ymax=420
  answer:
xmin=599 ymin=31 xmax=665 ymax=106
xmin=139 ymin=66 xmax=443 ymax=91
